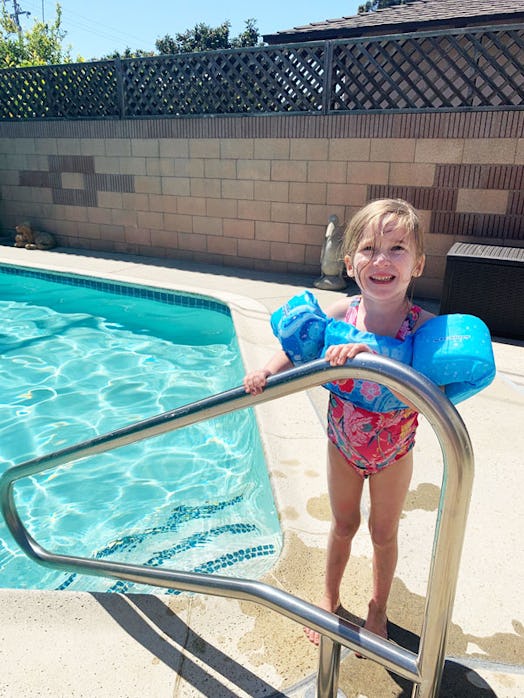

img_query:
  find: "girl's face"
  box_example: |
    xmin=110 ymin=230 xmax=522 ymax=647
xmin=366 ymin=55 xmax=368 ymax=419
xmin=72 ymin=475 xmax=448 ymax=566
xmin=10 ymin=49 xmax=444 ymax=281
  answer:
xmin=345 ymin=217 xmax=425 ymax=301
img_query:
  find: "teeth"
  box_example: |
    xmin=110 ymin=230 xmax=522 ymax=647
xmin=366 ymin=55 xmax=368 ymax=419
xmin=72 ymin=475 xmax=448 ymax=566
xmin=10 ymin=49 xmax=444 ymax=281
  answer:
xmin=372 ymin=275 xmax=393 ymax=281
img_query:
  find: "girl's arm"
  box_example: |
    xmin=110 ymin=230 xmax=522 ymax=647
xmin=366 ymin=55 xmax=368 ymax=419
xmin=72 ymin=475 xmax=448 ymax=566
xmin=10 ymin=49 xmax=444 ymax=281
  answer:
xmin=243 ymin=350 xmax=293 ymax=395
xmin=244 ymin=296 xmax=355 ymax=396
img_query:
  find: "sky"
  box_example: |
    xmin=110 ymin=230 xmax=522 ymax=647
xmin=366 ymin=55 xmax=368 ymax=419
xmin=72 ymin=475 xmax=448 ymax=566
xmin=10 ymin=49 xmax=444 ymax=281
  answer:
xmin=12 ymin=0 xmax=363 ymax=60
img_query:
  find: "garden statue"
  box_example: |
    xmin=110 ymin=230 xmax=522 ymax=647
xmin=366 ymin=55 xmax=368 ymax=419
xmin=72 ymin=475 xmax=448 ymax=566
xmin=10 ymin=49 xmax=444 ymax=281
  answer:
xmin=14 ymin=222 xmax=56 ymax=250
xmin=314 ymin=215 xmax=346 ymax=290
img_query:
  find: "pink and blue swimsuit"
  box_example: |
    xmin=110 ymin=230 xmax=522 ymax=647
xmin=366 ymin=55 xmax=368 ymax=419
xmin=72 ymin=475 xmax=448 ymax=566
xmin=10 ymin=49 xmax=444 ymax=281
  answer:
xmin=326 ymin=297 xmax=422 ymax=478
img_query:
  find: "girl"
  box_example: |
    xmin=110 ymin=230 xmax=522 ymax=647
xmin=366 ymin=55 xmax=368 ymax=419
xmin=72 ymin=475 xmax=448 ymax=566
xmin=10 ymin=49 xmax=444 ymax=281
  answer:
xmin=243 ymin=199 xmax=435 ymax=645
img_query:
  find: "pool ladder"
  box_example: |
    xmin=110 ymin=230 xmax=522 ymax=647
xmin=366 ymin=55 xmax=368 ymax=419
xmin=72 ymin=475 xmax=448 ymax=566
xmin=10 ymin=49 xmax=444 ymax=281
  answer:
xmin=0 ymin=354 xmax=474 ymax=698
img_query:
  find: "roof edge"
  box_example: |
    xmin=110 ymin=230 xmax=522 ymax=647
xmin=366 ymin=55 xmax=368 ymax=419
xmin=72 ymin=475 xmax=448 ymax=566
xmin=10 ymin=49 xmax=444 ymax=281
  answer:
xmin=263 ymin=12 xmax=524 ymax=44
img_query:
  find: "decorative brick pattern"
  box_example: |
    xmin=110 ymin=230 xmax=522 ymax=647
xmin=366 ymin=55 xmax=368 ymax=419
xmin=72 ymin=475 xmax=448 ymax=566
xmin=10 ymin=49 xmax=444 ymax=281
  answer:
xmin=85 ymin=173 xmax=135 ymax=193
xmin=435 ymin=164 xmax=524 ymax=190
xmin=49 ymin=154 xmax=95 ymax=173
xmin=52 ymin=188 xmax=97 ymax=207
xmin=19 ymin=171 xmax=61 ymax=188
xmin=369 ymin=185 xmax=458 ymax=212
xmin=508 ymin=190 xmax=524 ymax=216
xmin=431 ymin=212 xmax=522 ymax=239
xmin=17 ymin=154 xmax=135 ymax=209
xmin=373 ymin=163 xmax=524 ymax=245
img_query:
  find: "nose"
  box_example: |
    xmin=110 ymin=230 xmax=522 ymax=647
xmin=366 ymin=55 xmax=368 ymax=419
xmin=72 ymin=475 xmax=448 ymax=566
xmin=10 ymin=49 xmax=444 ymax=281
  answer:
xmin=373 ymin=250 xmax=389 ymax=265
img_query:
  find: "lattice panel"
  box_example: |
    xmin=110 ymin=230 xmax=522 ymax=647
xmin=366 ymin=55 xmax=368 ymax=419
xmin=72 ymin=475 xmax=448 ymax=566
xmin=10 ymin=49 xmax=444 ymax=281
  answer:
xmin=46 ymin=62 xmax=120 ymax=118
xmin=0 ymin=26 xmax=522 ymax=120
xmin=329 ymin=28 xmax=524 ymax=111
xmin=473 ymin=30 xmax=524 ymax=107
xmin=0 ymin=62 xmax=119 ymax=119
xmin=122 ymin=44 xmax=325 ymax=116
xmin=0 ymin=66 xmax=48 ymax=119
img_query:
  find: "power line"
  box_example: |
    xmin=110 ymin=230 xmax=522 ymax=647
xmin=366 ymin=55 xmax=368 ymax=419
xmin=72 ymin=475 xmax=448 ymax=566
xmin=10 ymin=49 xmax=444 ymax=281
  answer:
xmin=28 ymin=0 xmax=145 ymax=45
xmin=19 ymin=0 xmax=147 ymax=51
xmin=4 ymin=0 xmax=31 ymax=31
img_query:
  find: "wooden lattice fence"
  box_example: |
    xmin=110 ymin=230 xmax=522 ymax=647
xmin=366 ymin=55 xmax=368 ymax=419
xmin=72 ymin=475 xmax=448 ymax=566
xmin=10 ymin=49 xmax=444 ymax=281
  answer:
xmin=0 ymin=24 xmax=522 ymax=120
xmin=330 ymin=26 xmax=524 ymax=111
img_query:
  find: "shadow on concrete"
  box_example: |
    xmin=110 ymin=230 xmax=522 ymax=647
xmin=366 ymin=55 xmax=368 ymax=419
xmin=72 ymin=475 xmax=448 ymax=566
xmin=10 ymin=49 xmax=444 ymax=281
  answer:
xmin=387 ymin=620 xmax=498 ymax=697
xmin=333 ymin=610 xmax=500 ymax=698
xmin=94 ymin=592 xmax=287 ymax=697
xmin=30 ymin=244 xmax=324 ymax=289
xmin=96 ymin=593 xmax=477 ymax=697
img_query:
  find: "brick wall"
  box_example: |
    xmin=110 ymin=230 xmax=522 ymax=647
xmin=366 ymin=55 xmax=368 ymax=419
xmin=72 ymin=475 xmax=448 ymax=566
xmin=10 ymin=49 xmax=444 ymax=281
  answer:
xmin=0 ymin=110 xmax=523 ymax=299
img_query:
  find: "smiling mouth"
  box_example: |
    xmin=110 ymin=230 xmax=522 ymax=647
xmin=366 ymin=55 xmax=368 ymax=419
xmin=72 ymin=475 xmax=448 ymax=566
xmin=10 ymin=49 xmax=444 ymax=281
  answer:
xmin=370 ymin=275 xmax=395 ymax=283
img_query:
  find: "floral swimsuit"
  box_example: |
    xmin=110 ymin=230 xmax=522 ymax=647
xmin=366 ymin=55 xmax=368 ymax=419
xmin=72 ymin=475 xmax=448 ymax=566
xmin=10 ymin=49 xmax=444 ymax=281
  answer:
xmin=326 ymin=297 xmax=422 ymax=478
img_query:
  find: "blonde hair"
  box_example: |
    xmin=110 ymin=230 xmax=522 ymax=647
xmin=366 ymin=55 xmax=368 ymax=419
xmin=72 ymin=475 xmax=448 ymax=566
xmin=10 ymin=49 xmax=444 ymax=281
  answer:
xmin=343 ymin=199 xmax=424 ymax=261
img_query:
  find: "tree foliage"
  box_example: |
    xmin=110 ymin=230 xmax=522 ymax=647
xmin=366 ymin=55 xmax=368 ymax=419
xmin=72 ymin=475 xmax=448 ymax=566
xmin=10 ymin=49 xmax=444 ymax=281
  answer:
xmin=358 ymin=0 xmax=414 ymax=13
xmin=230 ymin=19 xmax=261 ymax=48
xmin=0 ymin=2 xmax=70 ymax=68
xmin=0 ymin=11 xmax=262 ymax=67
xmin=102 ymin=47 xmax=155 ymax=60
xmin=156 ymin=19 xmax=262 ymax=55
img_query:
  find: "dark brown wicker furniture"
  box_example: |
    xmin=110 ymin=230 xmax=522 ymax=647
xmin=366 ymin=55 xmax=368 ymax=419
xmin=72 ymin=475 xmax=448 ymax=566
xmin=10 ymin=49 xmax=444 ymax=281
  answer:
xmin=440 ymin=242 xmax=524 ymax=340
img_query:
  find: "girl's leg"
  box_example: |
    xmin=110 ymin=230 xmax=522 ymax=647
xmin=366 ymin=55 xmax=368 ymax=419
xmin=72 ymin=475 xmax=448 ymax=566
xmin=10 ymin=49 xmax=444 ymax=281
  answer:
xmin=366 ymin=450 xmax=413 ymax=638
xmin=304 ymin=440 xmax=365 ymax=645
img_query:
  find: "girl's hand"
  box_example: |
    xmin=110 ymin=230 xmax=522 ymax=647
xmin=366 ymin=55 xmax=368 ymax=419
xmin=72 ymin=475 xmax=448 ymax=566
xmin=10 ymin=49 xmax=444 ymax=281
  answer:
xmin=243 ymin=350 xmax=293 ymax=395
xmin=243 ymin=369 xmax=271 ymax=395
xmin=324 ymin=343 xmax=372 ymax=366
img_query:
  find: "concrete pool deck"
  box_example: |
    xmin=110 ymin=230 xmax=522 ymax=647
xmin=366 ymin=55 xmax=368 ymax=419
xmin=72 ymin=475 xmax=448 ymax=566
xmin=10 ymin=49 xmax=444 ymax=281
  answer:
xmin=0 ymin=246 xmax=523 ymax=698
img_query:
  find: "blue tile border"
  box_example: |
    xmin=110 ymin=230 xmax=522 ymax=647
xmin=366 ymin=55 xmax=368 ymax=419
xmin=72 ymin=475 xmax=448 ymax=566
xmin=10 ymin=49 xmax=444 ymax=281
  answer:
xmin=55 ymin=495 xmax=278 ymax=594
xmin=0 ymin=263 xmax=231 ymax=317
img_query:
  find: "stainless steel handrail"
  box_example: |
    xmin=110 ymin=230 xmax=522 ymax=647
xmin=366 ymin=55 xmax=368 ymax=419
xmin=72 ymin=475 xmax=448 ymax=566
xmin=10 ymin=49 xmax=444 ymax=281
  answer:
xmin=0 ymin=355 xmax=474 ymax=698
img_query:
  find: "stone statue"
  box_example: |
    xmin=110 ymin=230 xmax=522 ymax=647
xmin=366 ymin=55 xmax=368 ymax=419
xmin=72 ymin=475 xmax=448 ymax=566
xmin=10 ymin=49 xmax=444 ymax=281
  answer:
xmin=314 ymin=215 xmax=346 ymax=291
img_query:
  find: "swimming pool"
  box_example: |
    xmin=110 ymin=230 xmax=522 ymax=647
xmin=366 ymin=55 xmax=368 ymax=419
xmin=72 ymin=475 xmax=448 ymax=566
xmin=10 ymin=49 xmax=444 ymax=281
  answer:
xmin=0 ymin=264 xmax=282 ymax=593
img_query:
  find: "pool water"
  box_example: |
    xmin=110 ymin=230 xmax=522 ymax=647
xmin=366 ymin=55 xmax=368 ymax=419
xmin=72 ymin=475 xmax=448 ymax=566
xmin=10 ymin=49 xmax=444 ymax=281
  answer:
xmin=0 ymin=265 xmax=281 ymax=593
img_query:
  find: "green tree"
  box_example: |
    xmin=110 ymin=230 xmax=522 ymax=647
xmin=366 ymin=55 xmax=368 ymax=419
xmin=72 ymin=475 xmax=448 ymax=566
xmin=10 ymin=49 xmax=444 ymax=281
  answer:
xmin=358 ymin=0 xmax=414 ymax=13
xmin=102 ymin=47 xmax=155 ymax=60
xmin=0 ymin=2 xmax=70 ymax=67
xmin=156 ymin=19 xmax=261 ymax=55
xmin=230 ymin=19 xmax=261 ymax=48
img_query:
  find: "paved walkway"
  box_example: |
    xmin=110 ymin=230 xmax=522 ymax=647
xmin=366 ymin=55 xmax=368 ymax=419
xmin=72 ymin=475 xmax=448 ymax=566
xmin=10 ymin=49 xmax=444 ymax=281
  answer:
xmin=0 ymin=246 xmax=522 ymax=697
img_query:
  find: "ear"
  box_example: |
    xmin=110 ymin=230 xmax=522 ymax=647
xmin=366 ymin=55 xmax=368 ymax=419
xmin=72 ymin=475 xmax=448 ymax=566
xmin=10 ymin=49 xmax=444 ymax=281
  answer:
xmin=413 ymin=254 xmax=426 ymax=278
xmin=344 ymin=254 xmax=354 ymax=277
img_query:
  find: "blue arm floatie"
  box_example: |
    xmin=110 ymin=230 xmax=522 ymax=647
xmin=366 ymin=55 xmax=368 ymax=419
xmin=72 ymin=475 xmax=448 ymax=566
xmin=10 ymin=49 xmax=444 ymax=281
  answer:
xmin=411 ymin=314 xmax=496 ymax=403
xmin=270 ymin=290 xmax=328 ymax=364
xmin=271 ymin=291 xmax=496 ymax=411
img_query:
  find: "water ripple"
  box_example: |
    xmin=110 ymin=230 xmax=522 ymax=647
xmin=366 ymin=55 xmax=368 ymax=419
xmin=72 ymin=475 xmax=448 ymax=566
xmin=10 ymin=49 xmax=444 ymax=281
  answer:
xmin=0 ymin=277 xmax=281 ymax=591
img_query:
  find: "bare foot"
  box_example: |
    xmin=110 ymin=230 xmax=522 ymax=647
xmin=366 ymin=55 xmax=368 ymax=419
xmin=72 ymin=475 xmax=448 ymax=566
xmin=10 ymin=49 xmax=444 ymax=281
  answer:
xmin=355 ymin=601 xmax=388 ymax=658
xmin=303 ymin=598 xmax=342 ymax=646
xmin=364 ymin=600 xmax=388 ymax=639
